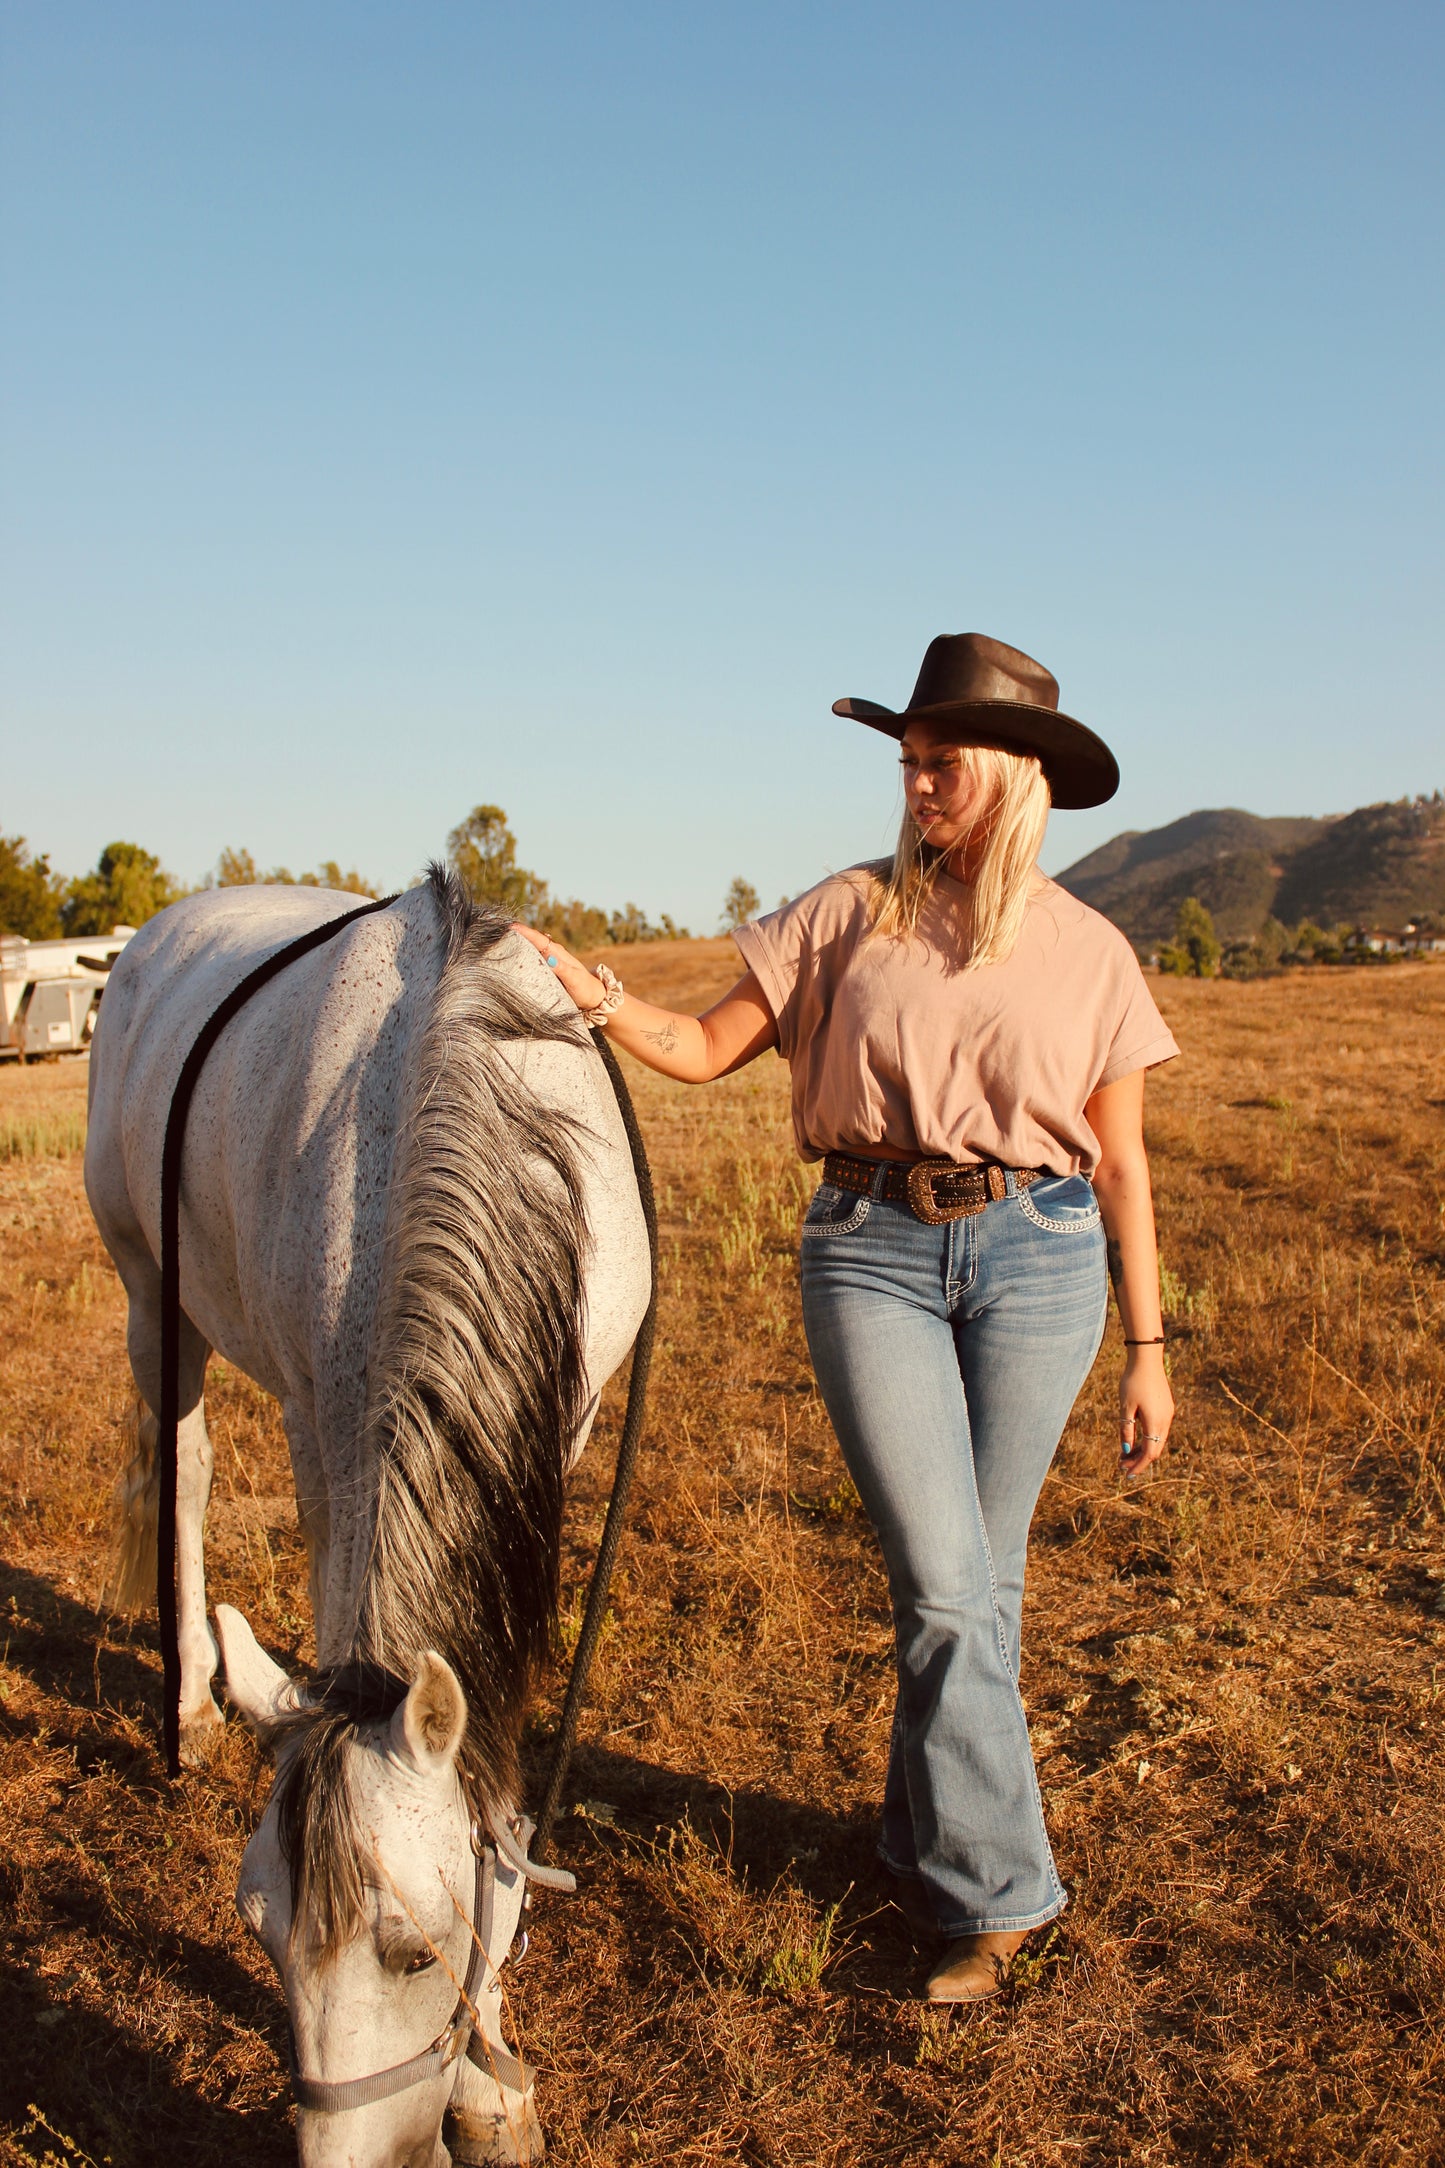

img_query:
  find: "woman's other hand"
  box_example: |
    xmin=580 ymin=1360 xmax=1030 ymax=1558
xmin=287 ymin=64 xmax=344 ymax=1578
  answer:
xmin=1086 ymin=1068 xmax=1174 ymax=1483
xmin=511 ymin=924 xmax=607 ymax=1014
xmin=1119 ymin=1346 xmax=1173 ymax=1480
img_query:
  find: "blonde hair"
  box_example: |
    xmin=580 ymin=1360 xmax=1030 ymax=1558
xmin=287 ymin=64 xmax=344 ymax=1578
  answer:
xmin=868 ymin=743 xmax=1051 ymax=968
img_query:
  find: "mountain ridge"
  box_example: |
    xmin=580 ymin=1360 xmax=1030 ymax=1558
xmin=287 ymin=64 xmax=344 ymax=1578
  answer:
xmin=1054 ymin=796 xmax=1445 ymax=947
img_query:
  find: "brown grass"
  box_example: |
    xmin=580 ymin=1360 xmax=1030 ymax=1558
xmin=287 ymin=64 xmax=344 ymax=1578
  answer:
xmin=1 ymin=951 xmax=1443 ymax=2165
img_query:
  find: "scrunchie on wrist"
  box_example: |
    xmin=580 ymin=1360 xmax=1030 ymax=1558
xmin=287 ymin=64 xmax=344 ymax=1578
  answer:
xmin=578 ymin=962 xmax=625 ymax=1029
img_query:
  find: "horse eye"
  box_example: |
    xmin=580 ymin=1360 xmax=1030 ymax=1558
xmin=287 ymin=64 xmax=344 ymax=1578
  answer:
xmin=402 ymin=1950 xmax=438 ymax=1975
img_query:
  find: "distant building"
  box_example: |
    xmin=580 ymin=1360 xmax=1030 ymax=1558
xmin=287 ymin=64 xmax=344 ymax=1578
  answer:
xmin=1344 ymin=924 xmax=1445 ymax=956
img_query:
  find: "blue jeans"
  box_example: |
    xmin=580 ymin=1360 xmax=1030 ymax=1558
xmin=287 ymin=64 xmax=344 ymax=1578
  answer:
xmin=799 ymin=1168 xmax=1107 ymax=1935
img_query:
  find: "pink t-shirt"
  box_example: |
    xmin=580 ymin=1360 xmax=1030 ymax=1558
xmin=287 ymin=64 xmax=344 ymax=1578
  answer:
xmin=732 ymin=866 xmax=1179 ymax=1176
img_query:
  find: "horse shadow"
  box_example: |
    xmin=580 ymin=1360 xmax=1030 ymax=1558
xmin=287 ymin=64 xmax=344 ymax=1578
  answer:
xmin=0 ymin=1555 xmax=294 ymax=2145
xmin=0 ymin=1556 xmax=168 ymax=1770
xmin=1 ymin=1952 xmax=291 ymax=2167
xmin=522 ymin=1736 xmax=923 ymax=1988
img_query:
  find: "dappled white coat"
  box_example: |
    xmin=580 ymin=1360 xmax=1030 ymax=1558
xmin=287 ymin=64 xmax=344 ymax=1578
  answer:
xmin=88 ymin=882 xmax=649 ymax=1686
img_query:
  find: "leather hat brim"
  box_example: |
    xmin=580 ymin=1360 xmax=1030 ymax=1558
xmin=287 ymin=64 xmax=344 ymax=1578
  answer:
xmin=833 ymin=696 xmax=1119 ymax=811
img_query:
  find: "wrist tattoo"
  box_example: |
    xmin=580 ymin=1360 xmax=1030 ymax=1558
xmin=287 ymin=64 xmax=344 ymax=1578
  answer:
xmin=1106 ymin=1237 xmax=1124 ymax=1293
xmin=642 ymin=1020 xmax=680 ymax=1052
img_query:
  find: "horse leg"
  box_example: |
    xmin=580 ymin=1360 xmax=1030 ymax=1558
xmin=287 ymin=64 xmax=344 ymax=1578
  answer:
xmin=173 ymin=1375 xmax=224 ymax=1762
xmin=104 ymin=1244 xmax=223 ymax=1762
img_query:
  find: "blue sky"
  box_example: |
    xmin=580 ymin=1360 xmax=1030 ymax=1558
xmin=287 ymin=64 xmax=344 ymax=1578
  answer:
xmin=4 ymin=3 xmax=1442 ymax=927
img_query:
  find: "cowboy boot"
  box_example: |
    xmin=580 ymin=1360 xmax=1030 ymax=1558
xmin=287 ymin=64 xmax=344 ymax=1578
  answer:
xmin=924 ymin=1927 xmax=1032 ymax=2002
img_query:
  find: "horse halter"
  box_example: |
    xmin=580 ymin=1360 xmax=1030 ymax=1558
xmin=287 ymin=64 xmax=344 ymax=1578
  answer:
xmin=289 ymin=1809 xmax=574 ymax=2117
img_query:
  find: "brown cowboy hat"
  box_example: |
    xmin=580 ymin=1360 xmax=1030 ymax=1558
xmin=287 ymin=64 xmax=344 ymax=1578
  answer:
xmin=833 ymin=632 xmax=1119 ymax=809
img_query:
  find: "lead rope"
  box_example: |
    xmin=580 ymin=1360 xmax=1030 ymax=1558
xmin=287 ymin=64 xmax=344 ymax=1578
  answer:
xmin=532 ymin=1028 xmax=658 ymax=1861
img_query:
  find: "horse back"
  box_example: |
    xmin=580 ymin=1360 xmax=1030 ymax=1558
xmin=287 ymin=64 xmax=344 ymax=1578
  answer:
xmin=85 ymin=885 xmax=434 ymax=1415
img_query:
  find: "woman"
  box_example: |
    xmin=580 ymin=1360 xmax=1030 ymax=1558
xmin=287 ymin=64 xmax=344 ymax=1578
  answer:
xmin=515 ymin=633 xmax=1178 ymax=2002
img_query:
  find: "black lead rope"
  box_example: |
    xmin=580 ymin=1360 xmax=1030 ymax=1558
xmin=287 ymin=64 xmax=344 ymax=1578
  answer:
xmin=157 ymin=894 xmax=400 ymax=1776
xmin=533 ymin=1029 xmax=658 ymax=1860
xmin=156 ymin=908 xmax=657 ymax=1817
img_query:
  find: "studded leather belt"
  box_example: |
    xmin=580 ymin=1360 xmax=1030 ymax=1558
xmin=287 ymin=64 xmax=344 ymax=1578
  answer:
xmin=821 ymin=1152 xmax=1045 ymax=1226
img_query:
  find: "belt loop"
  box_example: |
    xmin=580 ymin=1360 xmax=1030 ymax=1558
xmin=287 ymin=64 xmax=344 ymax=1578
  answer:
xmin=871 ymin=1161 xmax=888 ymax=1200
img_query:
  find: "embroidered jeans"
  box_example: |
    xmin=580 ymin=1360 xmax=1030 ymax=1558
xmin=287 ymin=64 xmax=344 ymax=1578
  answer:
xmin=799 ymin=1168 xmax=1107 ymax=1935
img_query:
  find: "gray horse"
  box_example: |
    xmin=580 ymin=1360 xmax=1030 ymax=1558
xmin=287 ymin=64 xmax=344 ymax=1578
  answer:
xmin=85 ymin=868 xmax=651 ymax=2166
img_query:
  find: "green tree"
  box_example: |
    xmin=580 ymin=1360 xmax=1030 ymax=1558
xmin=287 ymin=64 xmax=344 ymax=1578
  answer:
xmin=1223 ymin=912 xmax=1293 ymax=980
xmin=721 ymin=876 xmax=760 ymax=931
xmin=1158 ymin=896 xmax=1221 ymax=978
xmin=61 ymin=841 xmax=181 ymax=936
xmin=536 ymin=895 xmax=611 ymax=948
xmin=215 ymin=846 xmax=261 ymax=886
xmin=212 ymin=847 xmax=378 ymax=895
xmin=1256 ymin=916 xmax=1289 ymax=969
xmin=0 ymin=835 xmax=64 ymax=938
xmin=608 ymin=901 xmax=660 ymax=945
xmin=447 ymin=806 xmax=548 ymax=922
xmin=305 ymin=861 xmax=379 ymax=896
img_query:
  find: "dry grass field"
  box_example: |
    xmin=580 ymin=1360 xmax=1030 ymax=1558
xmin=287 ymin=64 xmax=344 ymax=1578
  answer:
xmin=2 ymin=946 xmax=1443 ymax=2167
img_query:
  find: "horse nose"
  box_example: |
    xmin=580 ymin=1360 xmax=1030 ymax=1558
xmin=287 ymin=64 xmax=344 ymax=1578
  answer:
xmin=295 ymin=2116 xmax=451 ymax=2168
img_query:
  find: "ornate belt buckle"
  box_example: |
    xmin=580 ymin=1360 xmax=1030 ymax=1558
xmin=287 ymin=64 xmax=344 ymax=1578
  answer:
xmin=907 ymin=1159 xmax=1006 ymax=1222
xmin=906 ymin=1158 xmax=968 ymax=1223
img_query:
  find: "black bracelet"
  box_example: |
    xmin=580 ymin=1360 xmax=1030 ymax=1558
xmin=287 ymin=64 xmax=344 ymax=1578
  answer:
xmin=1123 ymin=1335 xmax=1166 ymax=1346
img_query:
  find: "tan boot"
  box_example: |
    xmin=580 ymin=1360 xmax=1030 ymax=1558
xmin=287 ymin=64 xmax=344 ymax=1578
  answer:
xmin=924 ymin=1928 xmax=1031 ymax=2002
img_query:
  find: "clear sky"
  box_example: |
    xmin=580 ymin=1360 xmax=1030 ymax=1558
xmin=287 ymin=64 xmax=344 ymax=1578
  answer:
xmin=4 ymin=2 xmax=1442 ymax=928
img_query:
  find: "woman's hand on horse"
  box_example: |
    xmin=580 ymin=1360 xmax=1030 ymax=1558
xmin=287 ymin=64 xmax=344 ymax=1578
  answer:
xmin=510 ymin=927 xmax=777 ymax=1084
xmin=511 ymin=925 xmax=606 ymax=1013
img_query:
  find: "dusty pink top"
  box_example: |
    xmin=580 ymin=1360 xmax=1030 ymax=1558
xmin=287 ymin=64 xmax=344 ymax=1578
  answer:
xmin=732 ymin=866 xmax=1178 ymax=1176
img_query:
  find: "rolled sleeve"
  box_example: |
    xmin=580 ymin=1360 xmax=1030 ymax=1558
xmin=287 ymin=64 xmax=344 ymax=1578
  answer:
xmin=1095 ymin=1028 xmax=1181 ymax=1090
xmin=730 ymin=901 xmax=814 ymax=1060
xmin=1094 ymin=942 xmax=1181 ymax=1089
xmin=731 ymin=920 xmax=787 ymax=1024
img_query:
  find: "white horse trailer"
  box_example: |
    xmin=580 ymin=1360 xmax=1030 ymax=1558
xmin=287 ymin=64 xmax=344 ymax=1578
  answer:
xmin=0 ymin=927 xmax=136 ymax=1061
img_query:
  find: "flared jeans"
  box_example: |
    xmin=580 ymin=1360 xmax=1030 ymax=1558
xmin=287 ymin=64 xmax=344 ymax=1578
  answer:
xmin=799 ymin=1167 xmax=1107 ymax=1936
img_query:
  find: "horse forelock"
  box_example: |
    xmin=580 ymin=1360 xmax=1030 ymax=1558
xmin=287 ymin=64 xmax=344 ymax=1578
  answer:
xmin=273 ymin=1660 xmax=411 ymax=1960
xmin=351 ymin=863 xmax=591 ymax=1816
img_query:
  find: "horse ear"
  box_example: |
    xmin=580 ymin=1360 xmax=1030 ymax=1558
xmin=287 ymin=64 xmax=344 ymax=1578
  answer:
xmin=390 ymin=1650 xmax=467 ymax=1775
xmin=215 ymin=1604 xmax=301 ymax=1736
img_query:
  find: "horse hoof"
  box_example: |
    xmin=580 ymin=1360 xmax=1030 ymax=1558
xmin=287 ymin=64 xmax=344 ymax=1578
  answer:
xmin=178 ymin=1698 xmax=225 ymax=1766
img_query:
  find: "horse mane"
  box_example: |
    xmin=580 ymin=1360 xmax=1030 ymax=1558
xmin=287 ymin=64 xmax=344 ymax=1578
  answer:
xmin=276 ymin=865 xmax=592 ymax=1952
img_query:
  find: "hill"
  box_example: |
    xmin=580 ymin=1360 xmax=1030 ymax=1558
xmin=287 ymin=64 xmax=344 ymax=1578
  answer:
xmin=1055 ymin=796 xmax=1445 ymax=946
